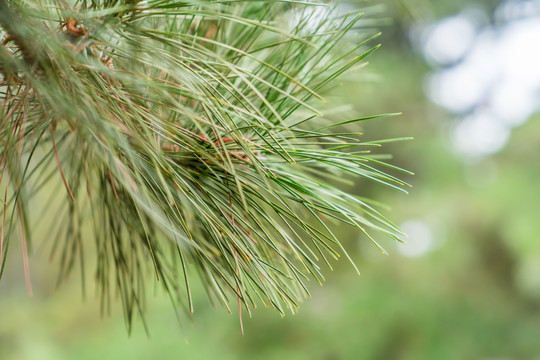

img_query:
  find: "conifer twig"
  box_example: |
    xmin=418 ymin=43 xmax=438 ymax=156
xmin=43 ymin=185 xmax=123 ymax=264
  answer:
xmin=0 ymin=0 xmax=410 ymax=330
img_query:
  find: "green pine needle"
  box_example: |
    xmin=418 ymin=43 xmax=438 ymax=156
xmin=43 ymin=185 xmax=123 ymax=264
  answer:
xmin=0 ymin=0 xmax=409 ymax=331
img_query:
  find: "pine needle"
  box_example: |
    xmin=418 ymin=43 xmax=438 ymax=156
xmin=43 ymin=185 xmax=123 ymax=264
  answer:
xmin=0 ymin=0 xmax=409 ymax=330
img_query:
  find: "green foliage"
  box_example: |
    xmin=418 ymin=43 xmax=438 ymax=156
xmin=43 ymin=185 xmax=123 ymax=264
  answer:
xmin=0 ymin=0 xmax=408 ymax=329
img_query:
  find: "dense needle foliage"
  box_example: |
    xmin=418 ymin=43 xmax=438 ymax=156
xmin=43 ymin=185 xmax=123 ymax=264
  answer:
xmin=0 ymin=0 xmax=409 ymax=330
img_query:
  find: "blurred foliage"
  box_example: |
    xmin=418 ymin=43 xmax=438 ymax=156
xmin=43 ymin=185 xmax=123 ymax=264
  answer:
xmin=1 ymin=0 xmax=540 ymax=359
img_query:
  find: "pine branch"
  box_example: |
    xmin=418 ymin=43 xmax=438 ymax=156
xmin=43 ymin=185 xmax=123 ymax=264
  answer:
xmin=0 ymin=0 xmax=409 ymax=331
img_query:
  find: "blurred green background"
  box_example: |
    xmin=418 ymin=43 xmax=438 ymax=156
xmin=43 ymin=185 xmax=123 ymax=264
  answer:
xmin=2 ymin=0 xmax=540 ymax=359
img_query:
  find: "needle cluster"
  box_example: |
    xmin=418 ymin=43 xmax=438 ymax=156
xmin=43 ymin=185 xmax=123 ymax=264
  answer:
xmin=0 ymin=0 xmax=410 ymax=331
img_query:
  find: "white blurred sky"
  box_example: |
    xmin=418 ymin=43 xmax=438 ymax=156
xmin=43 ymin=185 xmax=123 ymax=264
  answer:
xmin=417 ymin=0 xmax=540 ymax=158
